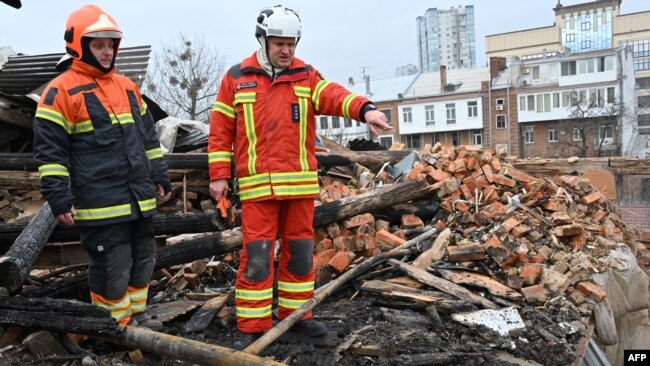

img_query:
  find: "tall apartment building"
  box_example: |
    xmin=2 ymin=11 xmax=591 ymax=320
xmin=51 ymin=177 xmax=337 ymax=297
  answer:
xmin=416 ymin=5 xmax=476 ymax=72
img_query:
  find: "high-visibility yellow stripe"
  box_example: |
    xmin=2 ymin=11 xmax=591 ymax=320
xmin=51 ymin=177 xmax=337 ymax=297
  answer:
xmin=297 ymin=96 xmax=309 ymax=171
xmin=312 ymin=81 xmax=330 ymax=111
xmin=236 ymin=305 xmax=272 ymax=318
xmin=234 ymin=92 xmax=256 ymax=105
xmin=239 ymin=173 xmax=270 ymax=188
xmin=129 ymin=286 xmax=148 ymax=313
xmin=242 ymin=102 xmax=258 ymax=176
xmin=36 ymin=107 xmax=140 ymax=134
xmin=208 ymin=151 xmax=232 ymax=163
xmin=293 ymin=86 xmax=311 ymax=98
xmin=342 ymin=94 xmax=356 ymax=119
xmin=35 ymin=107 xmax=72 ymax=133
xmin=146 ymin=147 xmax=163 ymax=160
xmin=111 ymin=113 xmax=135 ymax=125
xmin=273 ymin=184 xmax=320 ymax=196
xmin=239 ymin=185 xmax=272 ymax=201
xmin=138 ymin=198 xmax=157 ymax=212
xmin=278 ymin=281 xmax=315 ymax=293
xmin=73 ymin=119 xmax=94 ymax=134
xmin=38 ymin=164 xmax=69 ymax=178
xmin=91 ymin=293 xmax=131 ymax=323
xmin=141 ymin=101 xmax=148 ymax=116
xmin=270 ymin=171 xmax=318 ymax=184
xmin=278 ymin=297 xmax=310 ymax=309
xmin=235 ymin=288 xmax=273 ymax=301
xmin=75 ymin=203 xmax=131 ymax=221
xmin=213 ymin=101 xmax=235 ymax=118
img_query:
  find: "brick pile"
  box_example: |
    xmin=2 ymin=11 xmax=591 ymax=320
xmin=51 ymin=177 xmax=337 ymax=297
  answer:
xmin=313 ymin=142 xmax=647 ymax=317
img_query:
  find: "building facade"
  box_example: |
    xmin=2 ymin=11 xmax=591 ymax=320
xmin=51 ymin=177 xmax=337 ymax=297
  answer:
xmin=416 ymin=6 xmax=476 ymax=73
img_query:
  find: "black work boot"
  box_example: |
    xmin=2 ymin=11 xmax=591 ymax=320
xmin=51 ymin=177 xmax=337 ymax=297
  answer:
xmin=293 ymin=318 xmax=327 ymax=336
xmin=233 ymin=331 xmax=264 ymax=351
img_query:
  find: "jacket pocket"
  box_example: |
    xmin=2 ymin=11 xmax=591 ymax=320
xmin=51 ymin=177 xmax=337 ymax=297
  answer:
xmin=83 ymin=92 xmax=115 ymax=146
xmin=70 ymin=149 xmax=119 ymax=187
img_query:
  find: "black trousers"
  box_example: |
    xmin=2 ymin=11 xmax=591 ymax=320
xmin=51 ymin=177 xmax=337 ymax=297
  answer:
xmin=80 ymin=217 xmax=156 ymax=300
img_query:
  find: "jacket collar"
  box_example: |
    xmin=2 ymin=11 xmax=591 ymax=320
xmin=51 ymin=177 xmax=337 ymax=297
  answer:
xmin=241 ymin=51 xmax=307 ymax=76
xmin=71 ymin=59 xmax=115 ymax=79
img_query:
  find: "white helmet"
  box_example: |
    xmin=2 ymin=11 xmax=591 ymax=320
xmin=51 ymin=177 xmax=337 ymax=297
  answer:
xmin=255 ymin=5 xmax=301 ymax=41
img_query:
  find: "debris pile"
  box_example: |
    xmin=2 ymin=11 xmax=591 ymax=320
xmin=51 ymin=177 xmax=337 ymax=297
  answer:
xmin=0 ymin=144 xmax=648 ymax=365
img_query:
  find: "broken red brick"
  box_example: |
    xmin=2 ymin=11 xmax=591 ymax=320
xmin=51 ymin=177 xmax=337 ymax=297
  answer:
xmin=314 ymin=238 xmax=333 ymax=253
xmin=511 ymin=225 xmax=531 ymax=238
xmin=489 ymin=157 xmax=502 ymax=173
xmin=521 ymin=284 xmax=548 ymax=304
xmin=375 ymin=230 xmax=406 ymax=247
xmin=493 ymin=174 xmax=516 ymax=187
xmin=482 ymin=235 xmax=514 ymax=267
xmin=519 ymin=264 xmax=543 ymax=286
xmin=503 ymin=167 xmax=535 ymax=183
xmin=581 ymin=191 xmax=604 ymax=205
xmin=447 ymin=244 xmax=486 ymax=262
xmin=481 ymin=164 xmax=495 ymax=183
xmin=462 ymin=176 xmax=478 ymax=192
xmin=576 ymin=281 xmax=606 ymax=303
xmin=328 ymin=251 xmax=356 ymax=273
xmin=401 ymin=213 xmax=424 ymax=229
xmin=552 ymin=224 xmax=583 ymax=237
xmin=343 ymin=213 xmax=375 ymax=229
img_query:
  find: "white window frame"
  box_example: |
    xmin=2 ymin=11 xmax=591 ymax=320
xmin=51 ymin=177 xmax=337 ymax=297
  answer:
xmin=599 ymin=125 xmax=613 ymax=144
xmin=403 ymin=107 xmax=412 ymax=123
xmin=496 ymin=115 xmax=506 ymax=129
xmin=549 ymin=129 xmax=558 ymax=142
xmin=467 ymin=101 xmax=478 ymax=118
xmin=425 ymin=105 xmax=435 ymax=126
xmin=573 ymin=127 xmax=582 ymax=141
xmin=319 ymin=116 xmax=328 ymax=130
xmin=524 ymin=126 xmax=534 ymax=144
xmin=473 ymin=130 xmax=483 ymax=147
xmin=446 ymin=103 xmax=456 ymax=124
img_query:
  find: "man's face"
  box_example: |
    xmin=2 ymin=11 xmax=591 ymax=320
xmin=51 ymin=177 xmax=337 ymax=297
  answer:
xmin=267 ymin=36 xmax=295 ymax=69
xmin=88 ymin=37 xmax=115 ymax=68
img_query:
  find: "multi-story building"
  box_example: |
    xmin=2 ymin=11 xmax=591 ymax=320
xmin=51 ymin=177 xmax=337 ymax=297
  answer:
xmin=416 ymin=6 xmax=476 ymax=73
xmin=491 ymin=48 xmax=636 ymax=159
xmin=486 ymin=0 xmax=650 ymax=148
xmin=397 ymin=66 xmax=487 ymax=149
xmin=315 ymin=74 xmax=417 ymax=149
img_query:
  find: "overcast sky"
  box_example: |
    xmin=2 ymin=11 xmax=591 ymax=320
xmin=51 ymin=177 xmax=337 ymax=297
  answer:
xmin=1 ymin=1 xmax=648 ymax=84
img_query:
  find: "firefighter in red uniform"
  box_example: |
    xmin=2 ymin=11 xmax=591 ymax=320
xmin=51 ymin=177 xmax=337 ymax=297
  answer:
xmin=208 ymin=5 xmax=392 ymax=347
xmin=33 ymin=4 xmax=171 ymax=328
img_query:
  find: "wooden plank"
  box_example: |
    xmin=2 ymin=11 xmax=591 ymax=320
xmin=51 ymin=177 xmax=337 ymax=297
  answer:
xmin=412 ymin=228 xmax=451 ymax=269
xmin=388 ymin=259 xmax=498 ymax=309
xmin=435 ymin=268 xmax=524 ymax=301
xmin=183 ymin=294 xmax=230 ymax=333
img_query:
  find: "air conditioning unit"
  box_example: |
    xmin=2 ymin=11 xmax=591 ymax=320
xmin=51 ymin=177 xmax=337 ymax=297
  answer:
xmin=522 ymin=80 xmax=529 ymax=86
xmin=496 ymin=105 xmax=504 ymax=111
xmin=522 ymin=67 xmax=530 ymax=74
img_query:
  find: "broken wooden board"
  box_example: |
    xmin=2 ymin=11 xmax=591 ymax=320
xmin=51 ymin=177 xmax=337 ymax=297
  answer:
xmin=412 ymin=228 xmax=452 ymax=269
xmin=388 ymin=259 xmax=498 ymax=309
xmin=183 ymin=293 xmax=230 ymax=333
xmin=146 ymin=300 xmax=203 ymax=323
xmin=435 ymin=267 xmax=524 ymax=301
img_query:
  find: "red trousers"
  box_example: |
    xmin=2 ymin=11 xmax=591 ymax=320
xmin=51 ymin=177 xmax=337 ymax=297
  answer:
xmin=235 ymin=198 xmax=315 ymax=333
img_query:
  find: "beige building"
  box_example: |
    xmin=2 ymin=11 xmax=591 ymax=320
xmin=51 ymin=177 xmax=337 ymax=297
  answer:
xmin=486 ymin=0 xmax=650 ymax=136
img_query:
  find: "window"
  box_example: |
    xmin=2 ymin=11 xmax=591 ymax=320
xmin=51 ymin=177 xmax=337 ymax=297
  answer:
xmin=527 ymin=95 xmax=535 ymax=111
xmin=579 ymin=90 xmax=587 ymax=105
xmin=544 ymin=94 xmax=551 ymax=112
xmin=356 ymin=121 xmax=361 ymax=127
xmin=496 ymin=98 xmax=504 ymax=110
xmin=431 ymin=132 xmax=441 ymax=144
xmin=403 ymin=107 xmax=412 ymax=123
xmin=452 ymin=131 xmax=460 ymax=146
xmin=581 ymin=40 xmax=591 ymax=50
xmin=532 ymin=66 xmax=540 ymax=80
xmin=332 ymin=116 xmax=340 ymax=129
xmin=524 ymin=126 xmax=534 ymax=144
xmin=380 ymin=109 xmax=392 ymax=124
xmin=344 ymin=118 xmax=352 ymax=128
xmin=404 ymin=134 xmax=421 ymax=149
xmin=496 ymin=115 xmax=506 ymax=129
xmin=446 ymin=103 xmax=456 ymax=124
xmin=562 ymin=92 xmax=571 ymax=107
xmin=561 ymin=61 xmax=577 ymax=76
xmin=319 ymin=116 xmax=328 ymax=130
xmin=581 ymin=22 xmax=591 ymax=31
xmin=467 ymin=101 xmax=478 ymax=118
xmin=425 ymin=105 xmax=435 ymax=126
xmin=607 ymin=87 xmax=616 ymax=104
xmin=553 ymin=93 xmax=560 ymax=108
xmin=566 ymin=33 xmax=575 ymax=42
xmin=573 ymin=127 xmax=582 ymax=141
xmin=599 ymin=125 xmax=613 ymax=144
xmin=519 ymin=96 xmax=526 ymax=111
xmin=379 ymin=136 xmax=393 ymax=149
xmin=536 ymin=95 xmax=543 ymax=113
xmin=549 ymin=129 xmax=558 ymax=142
xmin=578 ymin=59 xmax=587 ymax=74
xmin=549 ymin=63 xmax=558 ymax=80
xmin=473 ymin=130 xmax=483 ymax=146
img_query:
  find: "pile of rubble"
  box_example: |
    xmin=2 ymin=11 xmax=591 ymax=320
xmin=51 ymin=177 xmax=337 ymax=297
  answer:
xmin=0 ymin=143 xmax=648 ymax=365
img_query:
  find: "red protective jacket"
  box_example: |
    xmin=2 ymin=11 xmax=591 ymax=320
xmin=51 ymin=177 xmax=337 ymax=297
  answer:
xmin=208 ymin=52 xmax=371 ymax=202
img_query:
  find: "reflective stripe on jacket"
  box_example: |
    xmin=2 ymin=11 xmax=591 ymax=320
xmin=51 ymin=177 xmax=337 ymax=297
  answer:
xmin=208 ymin=52 xmax=370 ymax=202
xmin=33 ymin=61 xmax=170 ymax=226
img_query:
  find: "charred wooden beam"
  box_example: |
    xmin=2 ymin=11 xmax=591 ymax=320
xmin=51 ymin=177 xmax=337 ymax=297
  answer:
xmin=0 ymin=296 xmax=120 ymax=335
xmin=511 ymin=156 xmax=650 ymax=176
xmin=0 ymin=150 xmax=411 ymax=172
xmin=0 ymin=203 xmax=58 ymax=292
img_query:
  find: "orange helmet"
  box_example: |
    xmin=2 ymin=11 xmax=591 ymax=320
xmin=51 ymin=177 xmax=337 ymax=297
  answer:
xmin=64 ymin=4 xmax=122 ymax=60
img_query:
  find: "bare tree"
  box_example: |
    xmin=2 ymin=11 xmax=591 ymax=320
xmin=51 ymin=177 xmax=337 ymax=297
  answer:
xmin=557 ymin=90 xmax=626 ymax=157
xmin=145 ymin=34 xmax=226 ymax=122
